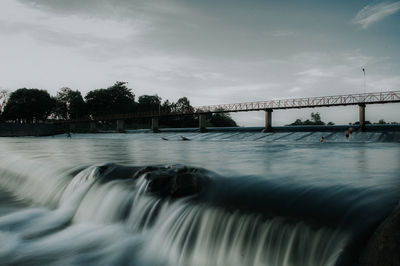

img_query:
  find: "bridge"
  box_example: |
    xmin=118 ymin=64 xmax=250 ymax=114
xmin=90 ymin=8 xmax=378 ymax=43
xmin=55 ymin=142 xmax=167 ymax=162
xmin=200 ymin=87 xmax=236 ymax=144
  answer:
xmin=65 ymin=90 xmax=400 ymax=132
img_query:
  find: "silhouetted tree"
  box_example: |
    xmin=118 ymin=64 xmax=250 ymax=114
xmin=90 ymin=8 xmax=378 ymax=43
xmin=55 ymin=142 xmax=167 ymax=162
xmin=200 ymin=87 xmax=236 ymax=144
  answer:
xmin=161 ymin=99 xmax=173 ymax=113
xmin=289 ymin=112 xmax=326 ymax=126
xmin=167 ymin=97 xmax=196 ymax=127
xmin=208 ymin=109 xmax=237 ymax=127
xmin=138 ymin=95 xmax=161 ymax=112
xmin=209 ymin=113 xmax=237 ymax=127
xmin=174 ymin=97 xmax=194 ymax=113
xmin=0 ymin=90 xmax=9 ymax=121
xmin=311 ymin=112 xmax=325 ymax=125
xmin=0 ymin=90 xmax=8 ymax=111
xmin=54 ymin=87 xmax=87 ymax=119
xmin=291 ymin=119 xmax=303 ymax=126
xmin=85 ymin=81 xmax=135 ymax=116
xmin=3 ymin=88 xmax=55 ymax=123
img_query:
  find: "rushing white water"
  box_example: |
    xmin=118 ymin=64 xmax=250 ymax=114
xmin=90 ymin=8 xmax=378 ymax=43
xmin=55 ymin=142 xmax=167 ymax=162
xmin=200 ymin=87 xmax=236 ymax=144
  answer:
xmin=0 ymin=131 xmax=399 ymax=266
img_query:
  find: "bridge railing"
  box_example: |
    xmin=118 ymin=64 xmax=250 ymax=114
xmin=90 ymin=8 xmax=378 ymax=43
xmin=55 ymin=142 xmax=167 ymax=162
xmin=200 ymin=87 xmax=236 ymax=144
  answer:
xmin=195 ymin=90 xmax=400 ymax=113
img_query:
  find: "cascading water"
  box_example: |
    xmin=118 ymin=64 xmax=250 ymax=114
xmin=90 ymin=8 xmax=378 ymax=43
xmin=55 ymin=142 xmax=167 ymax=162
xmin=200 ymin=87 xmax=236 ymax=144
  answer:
xmin=1 ymin=132 xmax=400 ymax=265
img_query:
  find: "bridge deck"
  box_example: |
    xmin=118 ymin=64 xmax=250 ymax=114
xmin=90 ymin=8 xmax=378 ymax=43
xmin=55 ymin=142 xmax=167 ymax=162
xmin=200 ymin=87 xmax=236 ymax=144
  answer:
xmin=61 ymin=90 xmax=400 ymax=122
xmin=196 ymin=91 xmax=400 ymax=113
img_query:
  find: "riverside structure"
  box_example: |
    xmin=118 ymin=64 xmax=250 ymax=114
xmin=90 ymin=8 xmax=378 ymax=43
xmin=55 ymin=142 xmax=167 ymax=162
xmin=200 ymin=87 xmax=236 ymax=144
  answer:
xmin=60 ymin=90 xmax=400 ymax=132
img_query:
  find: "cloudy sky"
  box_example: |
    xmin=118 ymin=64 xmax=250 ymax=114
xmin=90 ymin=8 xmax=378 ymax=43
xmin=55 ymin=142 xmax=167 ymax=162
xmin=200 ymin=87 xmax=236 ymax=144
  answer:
xmin=0 ymin=0 xmax=399 ymax=125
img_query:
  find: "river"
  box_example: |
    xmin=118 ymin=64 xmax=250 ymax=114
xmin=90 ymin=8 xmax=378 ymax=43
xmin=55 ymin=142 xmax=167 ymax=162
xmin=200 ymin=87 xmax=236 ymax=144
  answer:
xmin=0 ymin=130 xmax=399 ymax=266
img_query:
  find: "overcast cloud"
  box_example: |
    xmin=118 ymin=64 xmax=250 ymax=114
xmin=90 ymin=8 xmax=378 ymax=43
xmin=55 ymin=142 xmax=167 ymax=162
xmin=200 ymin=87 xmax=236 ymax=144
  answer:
xmin=0 ymin=0 xmax=399 ymax=125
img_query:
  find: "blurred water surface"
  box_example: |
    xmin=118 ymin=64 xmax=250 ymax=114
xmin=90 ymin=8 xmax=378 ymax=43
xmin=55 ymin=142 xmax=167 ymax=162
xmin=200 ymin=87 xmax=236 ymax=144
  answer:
xmin=0 ymin=131 xmax=399 ymax=266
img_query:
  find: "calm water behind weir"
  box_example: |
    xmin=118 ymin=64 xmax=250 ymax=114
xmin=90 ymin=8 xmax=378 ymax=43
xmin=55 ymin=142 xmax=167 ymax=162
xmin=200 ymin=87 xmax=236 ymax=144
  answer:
xmin=0 ymin=130 xmax=400 ymax=266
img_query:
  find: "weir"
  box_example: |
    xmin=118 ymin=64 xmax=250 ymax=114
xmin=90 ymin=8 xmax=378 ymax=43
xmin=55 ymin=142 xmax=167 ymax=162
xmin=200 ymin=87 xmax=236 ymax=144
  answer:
xmin=1 ymin=160 xmax=399 ymax=265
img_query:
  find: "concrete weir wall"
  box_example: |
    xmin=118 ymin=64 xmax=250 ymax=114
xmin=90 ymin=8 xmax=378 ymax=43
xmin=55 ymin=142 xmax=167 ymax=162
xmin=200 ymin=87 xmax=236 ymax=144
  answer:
xmin=0 ymin=123 xmax=67 ymax=137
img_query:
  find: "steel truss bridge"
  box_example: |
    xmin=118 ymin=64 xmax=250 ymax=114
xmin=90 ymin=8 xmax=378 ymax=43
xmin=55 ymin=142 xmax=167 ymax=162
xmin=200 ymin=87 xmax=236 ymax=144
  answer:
xmin=60 ymin=90 xmax=400 ymax=131
xmin=77 ymin=90 xmax=400 ymax=122
xmin=195 ymin=90 xmax=400 ymax=114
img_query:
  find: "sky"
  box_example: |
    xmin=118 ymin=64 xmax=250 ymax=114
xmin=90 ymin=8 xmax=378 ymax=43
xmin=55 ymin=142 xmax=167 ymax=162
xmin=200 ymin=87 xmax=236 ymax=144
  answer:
xmin=0 ymin=0 xmax=399 ymax=126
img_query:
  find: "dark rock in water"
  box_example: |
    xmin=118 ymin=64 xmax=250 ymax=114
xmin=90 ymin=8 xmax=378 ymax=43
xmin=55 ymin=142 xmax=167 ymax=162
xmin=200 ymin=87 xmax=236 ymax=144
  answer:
xmin=144 ymin=166 xmax=207 ymax=198
xmin=95 ymin=164 xmax=143 ymax=183
xmin=170 ymin=172 xmax=199 ymax=197
xmin=146 ymin=171 xmax=174 ymax=194
xmin=359 ymin=206 xmax=400 ymax=266
xmin=132 ymin=166 xmax=160 ymax=180
xmin=80 ymin=163 xmax=209 ymax=198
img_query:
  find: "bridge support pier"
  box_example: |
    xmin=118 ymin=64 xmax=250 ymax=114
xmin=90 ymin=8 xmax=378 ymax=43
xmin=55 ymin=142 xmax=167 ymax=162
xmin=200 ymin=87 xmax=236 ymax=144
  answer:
xmin=264 ymin=109 xmax=273 ymax=132
xmin=359 ymin=104 xmax=366 ymax=131
xmin=151 ymin=117 xmax=159 ymax=132
xmin=117 ymin=119 xmax=125 ymax=133
xmin=199 ymin=114 xmax=207 ymax=132
xmin=89 ymin=122 xmax=97 ymax=133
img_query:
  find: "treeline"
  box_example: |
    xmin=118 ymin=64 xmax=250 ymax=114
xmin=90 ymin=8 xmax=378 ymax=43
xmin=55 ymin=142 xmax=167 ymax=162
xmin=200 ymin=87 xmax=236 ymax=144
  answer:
xmin=0 ymin=82 xmax=237 ymax=128
xmin=289 ymin=112 xmax=335 ymax=126
xmin=289 ymin=112 xmax=398 ymax=126
xmin=351 ymin=119 xmax=399 ymax=125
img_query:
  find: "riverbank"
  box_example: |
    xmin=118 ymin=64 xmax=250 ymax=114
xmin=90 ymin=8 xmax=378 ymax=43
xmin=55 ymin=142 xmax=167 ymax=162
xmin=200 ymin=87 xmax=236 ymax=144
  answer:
xmin=0 ymin=123 xmax=67 ymax=137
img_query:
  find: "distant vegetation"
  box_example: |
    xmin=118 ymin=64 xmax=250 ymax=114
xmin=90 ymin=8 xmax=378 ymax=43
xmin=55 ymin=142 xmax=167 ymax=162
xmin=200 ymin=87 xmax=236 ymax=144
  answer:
xmin=287 ymin=112 xmax=399 ymax=126
xmin=288 ymin=112 xmax=335 ymax=126
xmin=350 ymin=119 xmax=399 ymax=125
xmin=0 ymin=81 xmax=237 ymax=128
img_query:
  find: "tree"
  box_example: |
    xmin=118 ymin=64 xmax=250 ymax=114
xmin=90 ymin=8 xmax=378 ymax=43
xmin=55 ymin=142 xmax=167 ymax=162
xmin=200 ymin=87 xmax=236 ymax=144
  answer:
xmin=3 ymin=88 xmax=55 ymax=122
xmin=209 ymin=112 xmax=237 ymax=127
xmin=85 ymin=81 xmax=135 ymax=116
xmin=167 ymin=97 xmax=196 ymax=127
xmin=291 ymin=119 xmax=303 ymax=126
xmin=174 ymin=97 xmax=194 ymax=113
xmin=207 ymin=108 xmax=238 ymax=127
xmin=54 ymin=87 xmax=87 ymax=119
xmin=138 ymin=95 xmax=161 ymax=112
xmin=161 ymin=99 xmax=173 ymax=113
xmin=0 ymin=90 xmax=9 ymax=112
xmin=0 ymin=90 xmax=9 ymax=121
xmin=310 ymin=112 xmax=325 ymax=125
xmin=289 ymin=112 xmax=326 ymax=126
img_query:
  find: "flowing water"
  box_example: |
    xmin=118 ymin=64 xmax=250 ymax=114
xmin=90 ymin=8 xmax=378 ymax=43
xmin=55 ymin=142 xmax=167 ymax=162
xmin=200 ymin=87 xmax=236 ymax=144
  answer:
xmin=0 ymin=130 xmax=400 ymax=266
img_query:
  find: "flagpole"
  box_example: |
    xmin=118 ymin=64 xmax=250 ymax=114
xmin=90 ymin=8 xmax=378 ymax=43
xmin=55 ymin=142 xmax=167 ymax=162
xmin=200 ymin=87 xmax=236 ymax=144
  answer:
xmin=362 ymin=67 xmax=366 ymax=94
